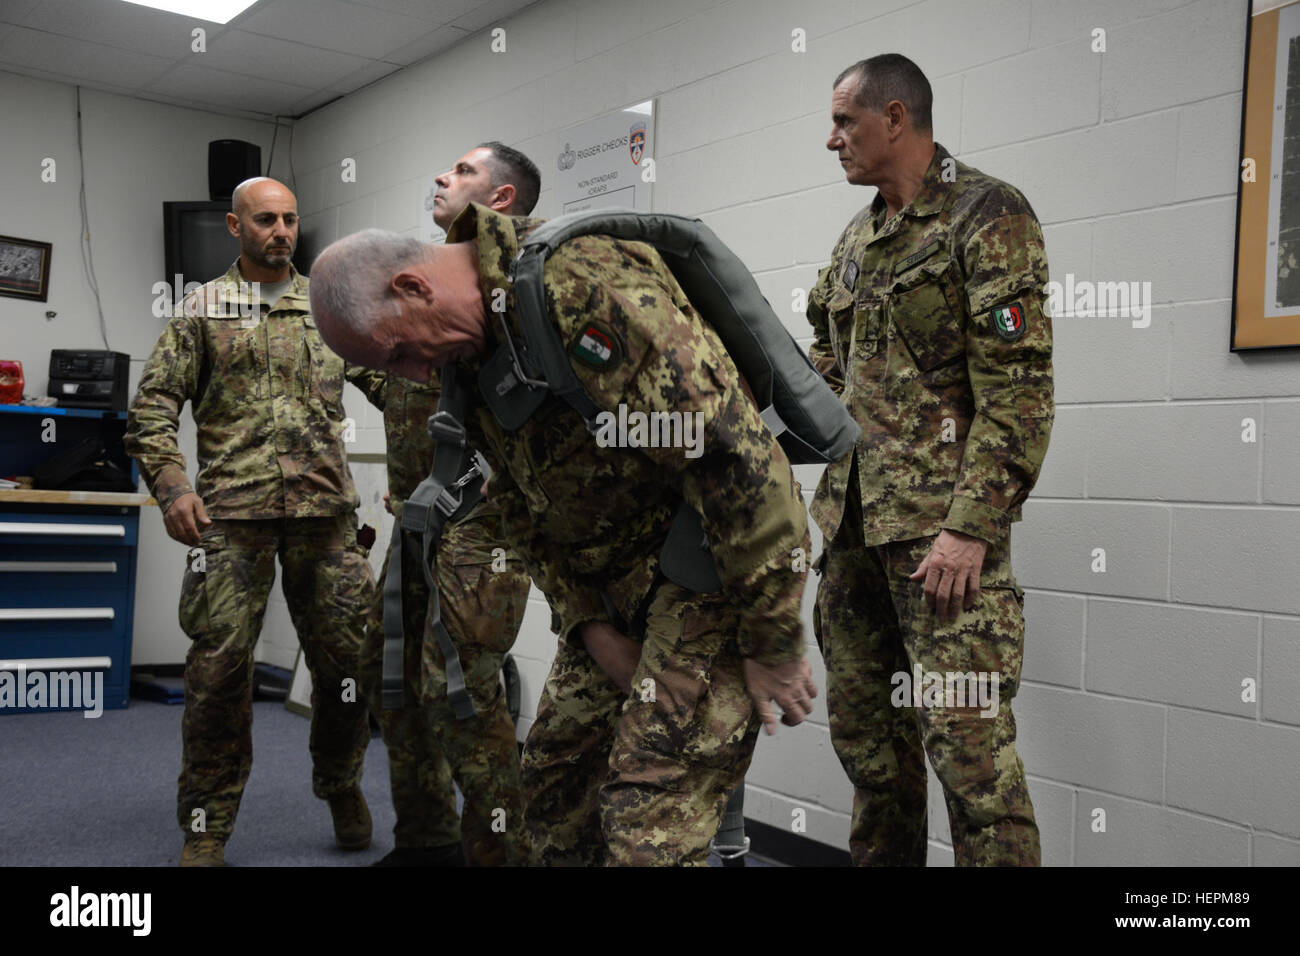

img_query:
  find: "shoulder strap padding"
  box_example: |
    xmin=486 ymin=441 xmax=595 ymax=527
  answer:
xmin=511 ymin=208 xmax=859 ymax=465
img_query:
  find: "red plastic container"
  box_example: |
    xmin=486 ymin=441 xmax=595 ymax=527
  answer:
xmin=0 ymin=360 xmax=23 ymax=404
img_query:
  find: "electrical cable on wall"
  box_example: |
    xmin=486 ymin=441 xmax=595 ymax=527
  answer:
xmin=75 ymin=85 xmax=111 ymax=351
xmin=267 ymin=114 xmax=281 ymax=178
xmin=288 ymin=120 xmax=297 ymax=193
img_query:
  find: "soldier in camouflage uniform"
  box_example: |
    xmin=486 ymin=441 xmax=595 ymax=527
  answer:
xmin=350 ymin=143 xmax=540 ymax=866
xmin=308 ymin=203 xmax=820 ymax=866
xmin=808 ymin=55 xmax=1053 ymax=866
xmin=126 ymin=178 xmax=374 ymax=867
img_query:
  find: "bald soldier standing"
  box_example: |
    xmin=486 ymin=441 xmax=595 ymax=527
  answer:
xmin=808 ymin=55 xmax=1053 ymax=866
xmin=307 ymin=206 xmax=819 ymax=866
xmin=351 ymin=143 xmax=540 ymax=866
xmin=127 ymin=178 xmax=374 ymax=866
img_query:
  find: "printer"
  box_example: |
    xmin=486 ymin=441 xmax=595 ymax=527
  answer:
xmin=47 ymin=350 xmax=131 ymax=410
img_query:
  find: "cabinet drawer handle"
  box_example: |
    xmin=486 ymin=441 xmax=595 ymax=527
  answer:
xmin=0 ymin=656 xmax=113 ymax=671
xmin=0 ymin=608 xmax=116 ymax=621
xmin=0 ymin=522 xmax=126 ymax=537
xmin=0 ymin=561 xmax=118 ymax=573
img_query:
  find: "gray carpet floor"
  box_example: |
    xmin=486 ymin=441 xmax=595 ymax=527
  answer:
xmin=1 ymin=698 xmax=404 ymax=867
xmin=0 ymin=697 xmax=773 ymax=867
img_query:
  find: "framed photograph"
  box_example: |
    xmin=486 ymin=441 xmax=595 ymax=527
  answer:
xmin=0 ymin=235 xmax=52 ymax=302
xmin=1233 ymin=0 xmax=1300 ymax=350
xmin=285 ymin=648 xmax=313 ymax=718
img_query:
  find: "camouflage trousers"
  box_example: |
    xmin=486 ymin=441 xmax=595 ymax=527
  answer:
xmin=176 ymin=514 xmax=373 ymax=842
xmin=522 ymin=582 xmax=759 ymax=866
xmin=814 ymin=491 xmax=1040 ymax=867
xmin=361 ymin=515 xmax=531 ymax=866
xmin=361 ymin=546 xmax=461 ymax=852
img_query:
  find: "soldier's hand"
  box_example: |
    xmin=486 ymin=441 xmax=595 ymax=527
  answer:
xmin=163 ymin=492 xmax=211 ymax=547
xmin=383 ymin=492 xmax=393 ymax=515
xmin=743 ymin=657 xmax=818 ymax=736
xmin=910 ymin=529 xmax=988 ymax=620
xmin=579 ymin=620 xmax=641 ymax=695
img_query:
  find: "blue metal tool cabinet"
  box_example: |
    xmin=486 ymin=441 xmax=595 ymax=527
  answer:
xmin=0 ymin=405 xmax=148 ymax=713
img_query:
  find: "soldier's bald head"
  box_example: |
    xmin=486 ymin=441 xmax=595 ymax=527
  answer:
xmin=232 ymin=177 xmax=295 ymax=217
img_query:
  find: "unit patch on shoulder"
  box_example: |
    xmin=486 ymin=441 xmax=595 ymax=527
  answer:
xmin=569 ymin=321 xmax=624 ymax=370
xmin=989 ymin=302 xmax=1026 ymax=341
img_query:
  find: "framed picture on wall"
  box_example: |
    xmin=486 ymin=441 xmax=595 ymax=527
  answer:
xmin=0 ymin=235 xmax=52 ymax=302
xmin=1233 ymin=0 xmax=1300 ymax=350
xmin=285 ymin=649 xmax=313 ymax=718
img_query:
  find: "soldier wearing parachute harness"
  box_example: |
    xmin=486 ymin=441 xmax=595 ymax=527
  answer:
xmin=308 ymin=202 xmax=849 ymax=865
xmin=348 ymin=143 xmax=539 ymax=866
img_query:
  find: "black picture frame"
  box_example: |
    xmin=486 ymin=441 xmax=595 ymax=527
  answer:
xmin=0 ymin=235 xmax=52 ymax=302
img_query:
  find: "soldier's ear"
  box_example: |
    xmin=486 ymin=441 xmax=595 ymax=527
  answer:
xmin=391 ymin=269 xmax=433 ymax=304
xmin=489 ymin=184 xmax=516 ymax=215
xmin=226 ymin=212 xmax=241 ymax=238
xmin=885 ymin=99 xmax=909 ymax=139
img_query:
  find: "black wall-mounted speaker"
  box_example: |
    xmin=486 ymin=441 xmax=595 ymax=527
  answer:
xmin=208 ymin=140 xmax=262 ymax=202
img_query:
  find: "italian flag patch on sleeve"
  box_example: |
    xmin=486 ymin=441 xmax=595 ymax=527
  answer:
xmin=989 ymin=303 xmax=1026 ymax=341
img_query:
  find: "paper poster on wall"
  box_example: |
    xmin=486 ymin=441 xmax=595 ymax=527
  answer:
xmin=1232 ymin=0 xmax=1300 ymax=349
xmin=553 ymin=100 xmax=656 ymax=214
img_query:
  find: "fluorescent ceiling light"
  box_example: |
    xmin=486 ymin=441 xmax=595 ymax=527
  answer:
xmin=118 ymin=0 xmax=261 ymax=24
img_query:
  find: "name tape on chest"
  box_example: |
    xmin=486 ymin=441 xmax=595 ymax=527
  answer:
xmin=893 ymin=240 xmax=944 ymax=275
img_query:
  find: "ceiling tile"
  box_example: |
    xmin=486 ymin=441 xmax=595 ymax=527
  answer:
xmin=235 ymin=0 xmax=433 ymax=58
xmin=450 ymin=0 xmax=534 ymax=34
xmin=0 ymin=0 xmax=43 ymax=26
xmin=328 ymin=57 xmax=402 ymax=93
xmin=0 ymin=61 xmax=141 ymax=98
xmin=143 ymin=60 xmax=314 ymax=115
xmin=287 ymin=87 xmax=343 ymax=116
xmin=380 ymin=24 xmax=465 ymax=66
xmin=0 ymin=26 xmax=175 ymax=88
xmin=342 ymin=0 xmax=478 ymax=22
xmin=21 ymin=0 xmax=220 ymax=57
xmin=202 ymin=28 xmax=372 ymax=89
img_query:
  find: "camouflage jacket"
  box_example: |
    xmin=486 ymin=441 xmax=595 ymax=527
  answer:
xmin=126 ymin=261 xmax=363 ymax=519
xmin=445 ymin=204 xmax=809 ymax=665
xmin=347 ymin=368 xmax=513 ymax=565
xmin=807 ymin=144 xmax=1054 ymax=547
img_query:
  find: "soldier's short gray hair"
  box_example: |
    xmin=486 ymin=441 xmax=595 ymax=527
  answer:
xmin=835 ymin=53 xmax=933 ymax=132
xmin=310 ymin=229 xmax=430 ymax=338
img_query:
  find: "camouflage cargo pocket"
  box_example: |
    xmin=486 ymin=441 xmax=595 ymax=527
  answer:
xmin=176 ymin=530 xmax=232 ymax=637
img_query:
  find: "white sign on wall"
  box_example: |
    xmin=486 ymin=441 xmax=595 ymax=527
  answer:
xmin=553 ymin=100 xmax=655 ymax=214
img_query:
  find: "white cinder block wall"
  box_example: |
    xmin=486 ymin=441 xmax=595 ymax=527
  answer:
xmin=291 ymin=0 xmax=1300 ymax=865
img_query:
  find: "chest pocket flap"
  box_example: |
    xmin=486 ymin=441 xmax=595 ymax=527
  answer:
xmin=888 ymin=252 xmax=965 ymax=373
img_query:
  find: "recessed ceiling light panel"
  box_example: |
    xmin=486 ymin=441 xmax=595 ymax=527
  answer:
xmin=118 ymin=0 xmax=261 ymax=25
